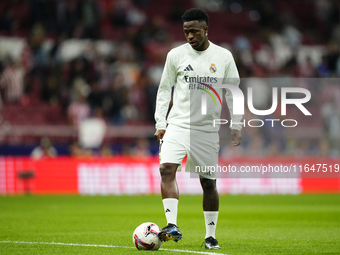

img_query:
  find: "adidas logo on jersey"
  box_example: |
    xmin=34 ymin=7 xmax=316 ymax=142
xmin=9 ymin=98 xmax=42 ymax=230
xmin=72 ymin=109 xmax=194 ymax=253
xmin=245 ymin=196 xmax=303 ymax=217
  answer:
xmin=208 ymin=221 xmax=215 ymax=225
xmin=184 ymin=64 xmax=194 ymax=71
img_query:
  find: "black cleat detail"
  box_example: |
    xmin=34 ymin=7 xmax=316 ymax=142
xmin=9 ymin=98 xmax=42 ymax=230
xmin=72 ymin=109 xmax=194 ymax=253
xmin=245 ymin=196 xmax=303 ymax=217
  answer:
xmin=203 ymin=236 xmax=221 ymax=249
xmin=158 ymin=224 xmax=182 ymax=242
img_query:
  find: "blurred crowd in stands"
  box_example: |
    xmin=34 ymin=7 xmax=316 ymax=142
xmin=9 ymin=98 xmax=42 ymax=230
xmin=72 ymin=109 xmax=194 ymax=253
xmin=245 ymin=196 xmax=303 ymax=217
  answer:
xmin=0 ymin=0 xmax=340 ymax=158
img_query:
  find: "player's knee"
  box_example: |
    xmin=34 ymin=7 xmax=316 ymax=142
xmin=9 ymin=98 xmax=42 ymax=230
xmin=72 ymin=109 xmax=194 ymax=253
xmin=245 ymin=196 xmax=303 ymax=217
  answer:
xmin=159 ymin=163 xmax=176 ymax=180
xmin=200 ymin=178 xmax=217 ymax=192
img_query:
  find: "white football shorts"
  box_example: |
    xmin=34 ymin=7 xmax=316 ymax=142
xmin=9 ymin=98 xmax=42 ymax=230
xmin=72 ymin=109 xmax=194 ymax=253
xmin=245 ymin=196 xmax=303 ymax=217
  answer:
xmin=159 ymin=124 xmax=219 ymax=179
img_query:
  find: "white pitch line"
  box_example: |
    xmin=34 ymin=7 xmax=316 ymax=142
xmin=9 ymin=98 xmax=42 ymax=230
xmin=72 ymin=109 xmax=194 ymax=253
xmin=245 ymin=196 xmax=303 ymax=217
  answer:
xmin=0 ymin=240 xmax=132 ymax=249
xmin=0 ymin=240 xmax=229 ymax=255
xmin=160 ymin=248 xmax=229 ymax=255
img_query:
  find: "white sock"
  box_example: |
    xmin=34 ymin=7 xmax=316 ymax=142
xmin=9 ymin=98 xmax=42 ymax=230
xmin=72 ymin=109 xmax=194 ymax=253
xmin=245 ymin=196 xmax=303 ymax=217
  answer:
xmin=204 ymin=211 xmax=218 ymax=238
xmin=162 ymin=198 xmax=178 ymax=225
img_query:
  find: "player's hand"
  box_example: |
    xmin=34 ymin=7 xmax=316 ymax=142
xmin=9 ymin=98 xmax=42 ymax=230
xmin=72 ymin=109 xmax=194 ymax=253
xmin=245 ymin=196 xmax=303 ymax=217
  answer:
xmin=154 ymin=129 xmax=166 ymax=142
xmin=231 ymin=129 xmax=242 ymax=147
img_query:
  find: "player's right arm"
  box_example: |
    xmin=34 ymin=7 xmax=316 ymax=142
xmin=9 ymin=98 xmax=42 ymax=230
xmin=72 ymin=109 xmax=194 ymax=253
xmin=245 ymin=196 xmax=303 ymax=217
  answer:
xmin=154 ymin=51 xmax=177 ymax=142
xmin=154 ymin=129 xmax=166 ymax=142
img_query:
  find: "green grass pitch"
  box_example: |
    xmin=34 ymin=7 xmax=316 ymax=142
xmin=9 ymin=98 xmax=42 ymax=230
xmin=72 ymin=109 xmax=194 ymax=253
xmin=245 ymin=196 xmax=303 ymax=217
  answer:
xmin=0 ymin=194 xmax=339 ymax=254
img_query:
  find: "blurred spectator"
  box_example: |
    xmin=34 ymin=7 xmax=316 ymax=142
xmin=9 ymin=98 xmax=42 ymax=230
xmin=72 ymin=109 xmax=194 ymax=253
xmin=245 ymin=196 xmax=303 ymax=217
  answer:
xmin=298 ymin=56 xmax=316 ymax=77
xmin=41 ymin=74 xmax=60 ymax=105
xmin=87 ymin=81 xmax=104 ymax=109
xmin=29 ymin=0 xmax=56 ymax=34
xmin=256 ymin=0 xmax=278 ymax=30
xmin=67 ymin=89 xmax=91 ymax=127
xmin=141 ymin=72 xmax=158 ymax=122
xmin=325 ymin=41 xmax=340 ymax=76
xmin=103 ymin=74 xmax=128 ymax=124
xmin=282 ymin=24 xmax=302 ymax=52
xmin=31 ymin=136 xmax=57 ymax=159
xmin=234 ymin=36 xmax=251 ymax=52
xmin=110 ymin=41 xmax=140 ymax=88
xmin=69 ymin=140 xmax=94 ymax=157
xmin=0 ymin=6 xmax=15 ymax=34
xmin=80 ymin=0 xmax=101 ymax=39
xmin=315 ymin=0 xmax=340 ymax=41
xmin=120 ymin=102 xmax=139 ymax=123
xmin=67 ymin=57 xmax=93 ymax=94
xmin=126 ymin=6 xmax=146 ymax=26
xmin=244 ymin=132 xmax=266 ymax=157
xmin=244 ymin=77 xmax=271 ymax=110
xmin=69 ymin=140 xmax=82 ymax=157
xmin=0 ymin=57 xmax=25 ymax=103
xmin=146 ymin=15 xmax=169 ymax=43
xmin=221 ymin=143 xmax=244 ymax=159
xmin=127 ymin=82 xmax=148 ymax=121
xmin=56 ymin=0 xmax=78 ymax=38
xmin=265 ymin=139 xmax=282 ymax=157
xmin=27 ymin=23 xmax=48 ymax=69
xmin=131 ymin=138 xmax=151 ymax=157
xmin=100 ymin=143 xmax=114 ymax=157
xmin=95 ymin=56 xmax=112 ymax=92
xmin=70 ymin=77 xmax=91 ymax=103
xmin=109 ymin=0 xmax=131 ymax=27
xmin=49 ymin=33 xmax=66 ymax=65
xmin=78 ymin=107 xmax=107 ymax=149
xmin=316 ymin=138 xmax=331 ymax=157
xmin=317 ymin=55 xmax=330 ymax=77
xmin=321 ymin=96 xmax=340 ymax=141
xmin=169 ymin=4 xmax=185 ymax=23
xmin=292 ymin=139 xmax=310 ymax=158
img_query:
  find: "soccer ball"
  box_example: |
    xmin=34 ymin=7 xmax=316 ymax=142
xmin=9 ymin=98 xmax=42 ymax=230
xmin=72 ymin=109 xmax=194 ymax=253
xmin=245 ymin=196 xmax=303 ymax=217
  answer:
xmin=132 ymin=222 xmax=162 ymax=250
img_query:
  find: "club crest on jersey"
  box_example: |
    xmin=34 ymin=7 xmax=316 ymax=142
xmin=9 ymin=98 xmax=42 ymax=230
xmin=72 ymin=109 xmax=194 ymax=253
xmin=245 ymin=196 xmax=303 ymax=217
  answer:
xmin=209 ymin=63 xmax=217 ymax=73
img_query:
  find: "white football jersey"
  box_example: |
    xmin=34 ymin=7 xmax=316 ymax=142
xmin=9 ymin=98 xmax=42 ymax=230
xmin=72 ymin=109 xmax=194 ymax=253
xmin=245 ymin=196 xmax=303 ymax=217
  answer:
xmin=155 ymin=41 xmax=242 ymax=132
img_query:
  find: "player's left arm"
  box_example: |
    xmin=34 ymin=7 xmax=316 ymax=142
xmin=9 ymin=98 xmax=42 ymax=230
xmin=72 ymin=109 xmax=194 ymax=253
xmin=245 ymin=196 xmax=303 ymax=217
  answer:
xmin=224 ymin=51 xmax=243 ymax=146
xmin=231 ymin=129 xmax=242 ymax=147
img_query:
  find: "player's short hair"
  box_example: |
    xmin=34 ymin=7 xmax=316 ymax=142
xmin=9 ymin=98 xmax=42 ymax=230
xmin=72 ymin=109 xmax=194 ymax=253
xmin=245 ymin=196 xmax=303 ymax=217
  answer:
xmin=181 ymin=8 xmax=209 ymax=25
